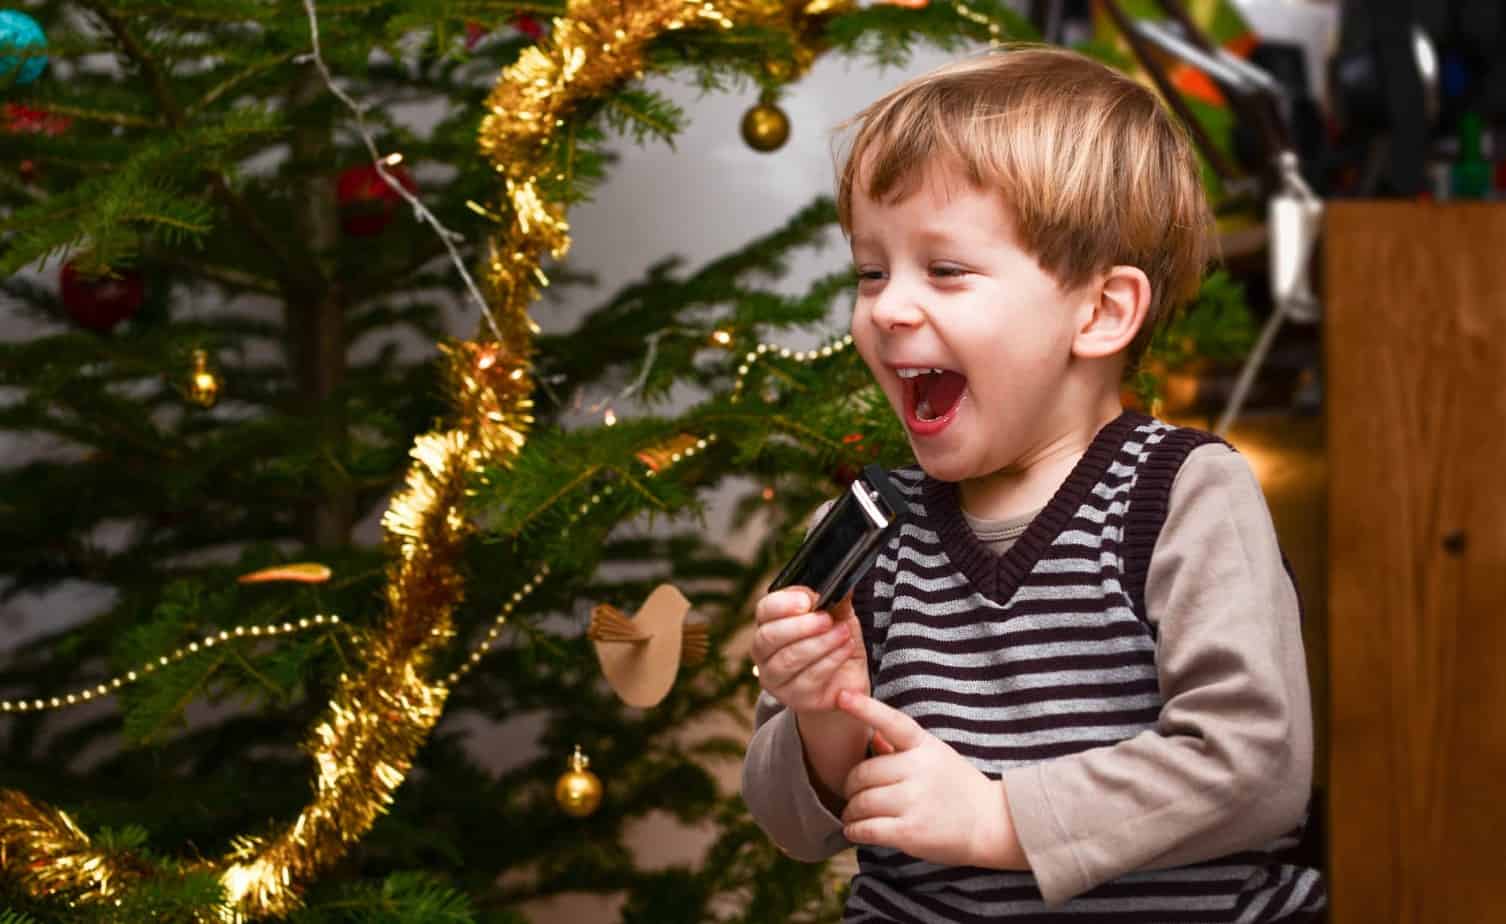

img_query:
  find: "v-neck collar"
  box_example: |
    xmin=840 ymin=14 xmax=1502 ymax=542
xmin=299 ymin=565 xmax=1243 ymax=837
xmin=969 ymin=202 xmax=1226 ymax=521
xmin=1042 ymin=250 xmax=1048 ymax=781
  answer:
xmin=919 ymin=410 xmax=1145 ymax=605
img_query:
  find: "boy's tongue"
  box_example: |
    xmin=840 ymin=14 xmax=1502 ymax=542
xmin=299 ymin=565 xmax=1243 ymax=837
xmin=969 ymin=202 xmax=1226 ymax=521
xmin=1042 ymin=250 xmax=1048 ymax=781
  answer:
xmin=915 ymin=369 xmax=967 ymax=420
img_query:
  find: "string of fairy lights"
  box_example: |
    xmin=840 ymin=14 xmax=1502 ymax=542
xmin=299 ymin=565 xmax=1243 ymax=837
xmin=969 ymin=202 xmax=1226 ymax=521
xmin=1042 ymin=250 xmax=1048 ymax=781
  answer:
xmin=1 ymin=331 xmax=858 ymax=713
xmin=0 ymin=615 xmax=342 ymax=714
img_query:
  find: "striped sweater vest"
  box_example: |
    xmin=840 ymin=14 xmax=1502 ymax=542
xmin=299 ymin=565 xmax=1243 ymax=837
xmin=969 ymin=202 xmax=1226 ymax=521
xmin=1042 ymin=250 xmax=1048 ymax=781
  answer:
xmin=843 ymin=412 xmax=1325 ymax=923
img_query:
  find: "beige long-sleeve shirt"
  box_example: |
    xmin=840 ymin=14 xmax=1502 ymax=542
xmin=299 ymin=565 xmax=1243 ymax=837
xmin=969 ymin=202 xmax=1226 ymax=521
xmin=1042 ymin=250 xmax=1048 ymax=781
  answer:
xmin=740 ymin=442 xmax=1315 ymax=906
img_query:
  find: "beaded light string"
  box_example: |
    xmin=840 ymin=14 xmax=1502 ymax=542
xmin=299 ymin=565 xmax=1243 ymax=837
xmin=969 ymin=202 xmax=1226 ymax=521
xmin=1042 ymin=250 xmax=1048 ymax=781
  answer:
xmin=728 ymin=332 xmax=855 ymax=404
xmin=0 ymin=614 xmax=342 ymax=714
xmin=444 ymin=563 xmax=549 ymax=687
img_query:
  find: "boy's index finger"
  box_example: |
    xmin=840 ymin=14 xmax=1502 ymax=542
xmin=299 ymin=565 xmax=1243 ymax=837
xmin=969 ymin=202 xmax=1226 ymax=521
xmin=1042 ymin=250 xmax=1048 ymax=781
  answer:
xmin=837 ymin=691 xmax=925 ymax=751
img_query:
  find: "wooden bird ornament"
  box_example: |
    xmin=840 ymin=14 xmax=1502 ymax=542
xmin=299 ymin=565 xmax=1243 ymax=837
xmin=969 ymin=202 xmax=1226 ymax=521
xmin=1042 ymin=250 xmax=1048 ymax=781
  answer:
xmin=587 ymin=583 xmax=707 ymax=707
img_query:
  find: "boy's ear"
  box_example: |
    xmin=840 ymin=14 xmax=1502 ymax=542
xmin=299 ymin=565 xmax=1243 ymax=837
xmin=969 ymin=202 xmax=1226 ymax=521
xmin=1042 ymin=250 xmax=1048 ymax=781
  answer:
xmin=1071 ymin=265 xmax=1151 ymax=360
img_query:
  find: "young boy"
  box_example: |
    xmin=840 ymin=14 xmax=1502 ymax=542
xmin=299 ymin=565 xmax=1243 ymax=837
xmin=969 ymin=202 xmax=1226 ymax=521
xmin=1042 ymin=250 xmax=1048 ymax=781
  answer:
xmin=741 ymin=47 xmax=1325 ymax=922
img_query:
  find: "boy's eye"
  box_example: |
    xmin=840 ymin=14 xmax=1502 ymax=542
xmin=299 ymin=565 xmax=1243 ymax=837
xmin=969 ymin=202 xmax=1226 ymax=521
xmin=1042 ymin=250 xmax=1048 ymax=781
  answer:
xmin=854 ymin=269 xmax=885 ymax=282
xmin=930 ymin=265 xmax=966 ymax=278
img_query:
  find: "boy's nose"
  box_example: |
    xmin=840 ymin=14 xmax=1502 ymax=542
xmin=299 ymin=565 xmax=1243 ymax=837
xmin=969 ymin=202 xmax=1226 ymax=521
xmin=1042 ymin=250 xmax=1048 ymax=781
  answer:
xmin=868 ymin=285 xmax=925 ymax=331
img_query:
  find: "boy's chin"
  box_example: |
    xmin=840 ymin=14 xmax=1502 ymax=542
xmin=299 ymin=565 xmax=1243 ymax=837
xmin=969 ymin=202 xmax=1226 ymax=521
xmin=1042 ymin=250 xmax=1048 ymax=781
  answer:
xmin=907 ymin=444 xmax=974 ymax=484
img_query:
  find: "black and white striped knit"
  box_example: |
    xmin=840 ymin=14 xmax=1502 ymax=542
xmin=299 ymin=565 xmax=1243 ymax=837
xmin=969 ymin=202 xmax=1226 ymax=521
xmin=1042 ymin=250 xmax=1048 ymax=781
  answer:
xmin=842 ymin=411 xmax=1325 ymax=923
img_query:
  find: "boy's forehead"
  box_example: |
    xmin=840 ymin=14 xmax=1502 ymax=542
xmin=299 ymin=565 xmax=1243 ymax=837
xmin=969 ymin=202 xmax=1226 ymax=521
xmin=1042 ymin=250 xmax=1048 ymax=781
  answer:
xmin=848 ymin=163 xmax=1011 ymax=242
xmin=855 ymin=152 xmax=998 ymax=216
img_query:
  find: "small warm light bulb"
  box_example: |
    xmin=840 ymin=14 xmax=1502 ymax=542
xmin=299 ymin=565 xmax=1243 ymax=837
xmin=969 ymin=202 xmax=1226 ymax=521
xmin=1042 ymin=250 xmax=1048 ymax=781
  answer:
xmin=761 ymin=486 xmax=776 ymax=502
xmin=711 ymin=329 xmax=733 ymax=347
xmin=603 ymin=408 xmax=617 ymax=426
xmin=383 ymin=152 xmax=404 ymax=166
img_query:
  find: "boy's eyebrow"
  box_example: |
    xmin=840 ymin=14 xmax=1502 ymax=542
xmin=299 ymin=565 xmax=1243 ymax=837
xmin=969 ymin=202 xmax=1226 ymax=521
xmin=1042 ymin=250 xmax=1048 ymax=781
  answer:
xmin=850 ymin=228 xmax=966 ymax=252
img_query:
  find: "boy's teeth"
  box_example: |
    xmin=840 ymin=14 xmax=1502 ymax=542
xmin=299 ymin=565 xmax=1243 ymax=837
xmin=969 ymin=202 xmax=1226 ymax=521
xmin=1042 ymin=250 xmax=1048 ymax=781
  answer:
xmin=896 ymin=367 xmax=944 ymax=379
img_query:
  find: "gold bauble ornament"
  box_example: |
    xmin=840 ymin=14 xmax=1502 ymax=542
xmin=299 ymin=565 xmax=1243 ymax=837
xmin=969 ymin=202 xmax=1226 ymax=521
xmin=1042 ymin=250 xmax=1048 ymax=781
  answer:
xmin=741 ymin=100 xmax=791 ymax=152
xmin=186 ymin=349 xmax=221 ymax=408
xmin=555 ymin=745 xmax=603 ymax=817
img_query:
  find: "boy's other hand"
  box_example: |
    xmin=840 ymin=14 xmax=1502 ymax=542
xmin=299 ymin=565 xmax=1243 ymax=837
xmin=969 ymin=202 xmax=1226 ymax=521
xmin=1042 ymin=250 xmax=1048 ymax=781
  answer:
xmin=751 ymin=587 xmax=869 ymax=714
xmin=836 ymin=691 xmax=1028 ymax=871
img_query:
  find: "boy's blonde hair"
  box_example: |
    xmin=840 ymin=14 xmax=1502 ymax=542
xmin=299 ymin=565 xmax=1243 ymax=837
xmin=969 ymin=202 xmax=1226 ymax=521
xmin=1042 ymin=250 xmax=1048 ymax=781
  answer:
xmin=836 ymin=45 xmax=1217 ymax=365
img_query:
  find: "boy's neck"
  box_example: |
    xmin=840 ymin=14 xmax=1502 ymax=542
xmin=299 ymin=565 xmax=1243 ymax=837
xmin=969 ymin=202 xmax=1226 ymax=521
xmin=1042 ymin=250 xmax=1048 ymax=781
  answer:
xmin=957 ymin=397 xmax=1125 ymax=521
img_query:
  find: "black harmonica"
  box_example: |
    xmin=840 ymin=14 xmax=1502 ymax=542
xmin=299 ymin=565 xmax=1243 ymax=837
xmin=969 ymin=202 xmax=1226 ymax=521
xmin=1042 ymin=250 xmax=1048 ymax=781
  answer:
xmin=769 ymin=464 xmax=908 ymax=612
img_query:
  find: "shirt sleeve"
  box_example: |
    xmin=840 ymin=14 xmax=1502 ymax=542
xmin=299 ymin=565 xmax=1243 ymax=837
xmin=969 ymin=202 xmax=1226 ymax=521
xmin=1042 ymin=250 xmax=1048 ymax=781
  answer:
xmin=740 ymin=499 xmax=854 ymax=861
xmin=741 ymin=692 xmax=853 ymax=860
xmin=1000 ymin=442 xmax=1315 ymax=907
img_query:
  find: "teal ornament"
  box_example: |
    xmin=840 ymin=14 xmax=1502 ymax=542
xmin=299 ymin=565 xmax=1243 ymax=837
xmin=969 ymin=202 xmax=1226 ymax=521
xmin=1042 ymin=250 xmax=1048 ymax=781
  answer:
xmin=0 ymin=10 xmax=48 ymax=86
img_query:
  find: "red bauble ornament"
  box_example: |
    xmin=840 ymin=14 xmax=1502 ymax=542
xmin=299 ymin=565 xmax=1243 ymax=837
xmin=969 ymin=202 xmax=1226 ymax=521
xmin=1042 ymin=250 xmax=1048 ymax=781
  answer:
xmin=4 ymin=103 xmax=71 ymax=136
xmin=59 ymin=261 xmax=145 ymax=332
xmin=465 ymin=20 xmax=488 ymax=50
xmin=5 ymin=102 xmax=71 ymax=182
xmin=512 ymin=13 xmax=545 ymax=40
xmin=335 ymin=162 xmax=417 ymax=237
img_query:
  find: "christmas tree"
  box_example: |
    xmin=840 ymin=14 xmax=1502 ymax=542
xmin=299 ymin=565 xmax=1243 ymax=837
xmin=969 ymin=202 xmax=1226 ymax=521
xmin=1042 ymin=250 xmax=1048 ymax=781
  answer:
xmin=0 ymin=1 xmax=1071 ymax=921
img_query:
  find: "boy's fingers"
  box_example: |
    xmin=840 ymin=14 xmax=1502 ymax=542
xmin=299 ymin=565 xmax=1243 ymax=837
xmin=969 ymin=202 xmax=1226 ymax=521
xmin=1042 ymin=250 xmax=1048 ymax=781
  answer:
xmin=773 ymin=624 xmax=849 ymax=675
xmin=750 ymin=611 xmax=832 ymax=662
xmin=836 ymin=692 xmax=926 ymax=751
xmin=843 ymin=752 xmax=906 ymax=800
xmin=871 ymin=730 xmax=896 ymax=755
xmin=844 ymin=817 xmax=901 ymax=849
xmin=839 ymin=782 xmax=902 ymax=825
xmin=786 ymin=634 xmax=853 ymax=693
xmin=755 ymin=587 xmax=818 ymax=625
xmin=761 ymin=625 xmax=849 ymax=686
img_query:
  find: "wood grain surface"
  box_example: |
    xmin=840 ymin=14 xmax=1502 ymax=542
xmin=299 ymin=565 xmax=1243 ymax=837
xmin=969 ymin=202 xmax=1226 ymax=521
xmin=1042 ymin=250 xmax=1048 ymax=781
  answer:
xmin=1325 ymin=202 xmax=1506 ymax=922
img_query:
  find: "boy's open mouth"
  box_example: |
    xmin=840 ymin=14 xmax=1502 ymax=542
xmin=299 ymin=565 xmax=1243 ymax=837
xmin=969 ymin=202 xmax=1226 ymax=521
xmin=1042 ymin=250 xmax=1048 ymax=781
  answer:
xmin=899 ymin=368 xmax=967 ymax=422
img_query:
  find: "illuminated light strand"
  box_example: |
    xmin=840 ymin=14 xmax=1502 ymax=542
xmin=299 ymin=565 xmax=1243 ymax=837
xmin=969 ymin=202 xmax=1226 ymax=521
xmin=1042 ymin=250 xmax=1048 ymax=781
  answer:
xmin=730 ymin=332 xmax=855 ymax=403
xmin=0 ymin=615 xmax=343 ymax=714
xmin=444 ymin=562 xmax=552 ymax=687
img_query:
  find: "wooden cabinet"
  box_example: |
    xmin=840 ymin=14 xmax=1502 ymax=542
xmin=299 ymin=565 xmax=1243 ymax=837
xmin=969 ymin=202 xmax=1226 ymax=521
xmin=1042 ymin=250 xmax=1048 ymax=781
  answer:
xmin=1324 ymin=202 xmax=1506 ymax=923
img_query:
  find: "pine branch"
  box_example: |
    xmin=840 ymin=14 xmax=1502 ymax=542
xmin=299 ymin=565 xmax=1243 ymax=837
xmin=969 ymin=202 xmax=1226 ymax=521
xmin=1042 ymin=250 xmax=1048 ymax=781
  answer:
xmin=287 ymin=871 xmax=479 ymax=923
xmin=82 ymin=4 xmax=187 ymax=124
xmin=190 ymin=50 xmax=301 ymax=115
xmin=143 ymin=246 xmax=281 ymax=294
xmin=78 ymin=2 xmax=310 ymax=284
xmin=24 ymin=102 xmax=161 ymax=129
xmin=600 ymin=88 xmax=685 ymax=148
xmin=349 ymin=235 xmax=451 ymax=302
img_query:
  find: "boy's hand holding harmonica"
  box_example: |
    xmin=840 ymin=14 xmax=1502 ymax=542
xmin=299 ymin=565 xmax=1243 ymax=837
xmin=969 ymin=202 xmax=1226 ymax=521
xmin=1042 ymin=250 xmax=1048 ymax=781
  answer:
xmin=750 ymin=587 xmax=870 ymax=808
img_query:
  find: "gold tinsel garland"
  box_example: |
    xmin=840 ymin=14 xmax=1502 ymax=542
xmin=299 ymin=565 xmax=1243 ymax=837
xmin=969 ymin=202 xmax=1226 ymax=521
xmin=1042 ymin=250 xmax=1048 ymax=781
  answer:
xmin=0 ymin=0 xmax=854 ymax=918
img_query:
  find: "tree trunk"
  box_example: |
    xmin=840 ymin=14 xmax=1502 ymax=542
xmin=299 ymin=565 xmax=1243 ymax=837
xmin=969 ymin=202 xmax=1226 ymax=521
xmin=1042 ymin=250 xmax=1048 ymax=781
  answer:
xmin=286 ymin=66 xmax=354 ymax=548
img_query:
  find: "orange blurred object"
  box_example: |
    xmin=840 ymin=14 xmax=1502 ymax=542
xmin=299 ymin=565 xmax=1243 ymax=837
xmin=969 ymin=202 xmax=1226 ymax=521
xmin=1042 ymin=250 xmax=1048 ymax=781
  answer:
xmin=237 ymin=563 xmax=333 ymax=585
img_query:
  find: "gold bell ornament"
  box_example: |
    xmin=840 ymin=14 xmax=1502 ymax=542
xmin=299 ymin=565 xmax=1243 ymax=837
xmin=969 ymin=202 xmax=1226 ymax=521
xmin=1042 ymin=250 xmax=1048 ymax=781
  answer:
xmin=555 ymin=744 xmax=603 ymax=818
